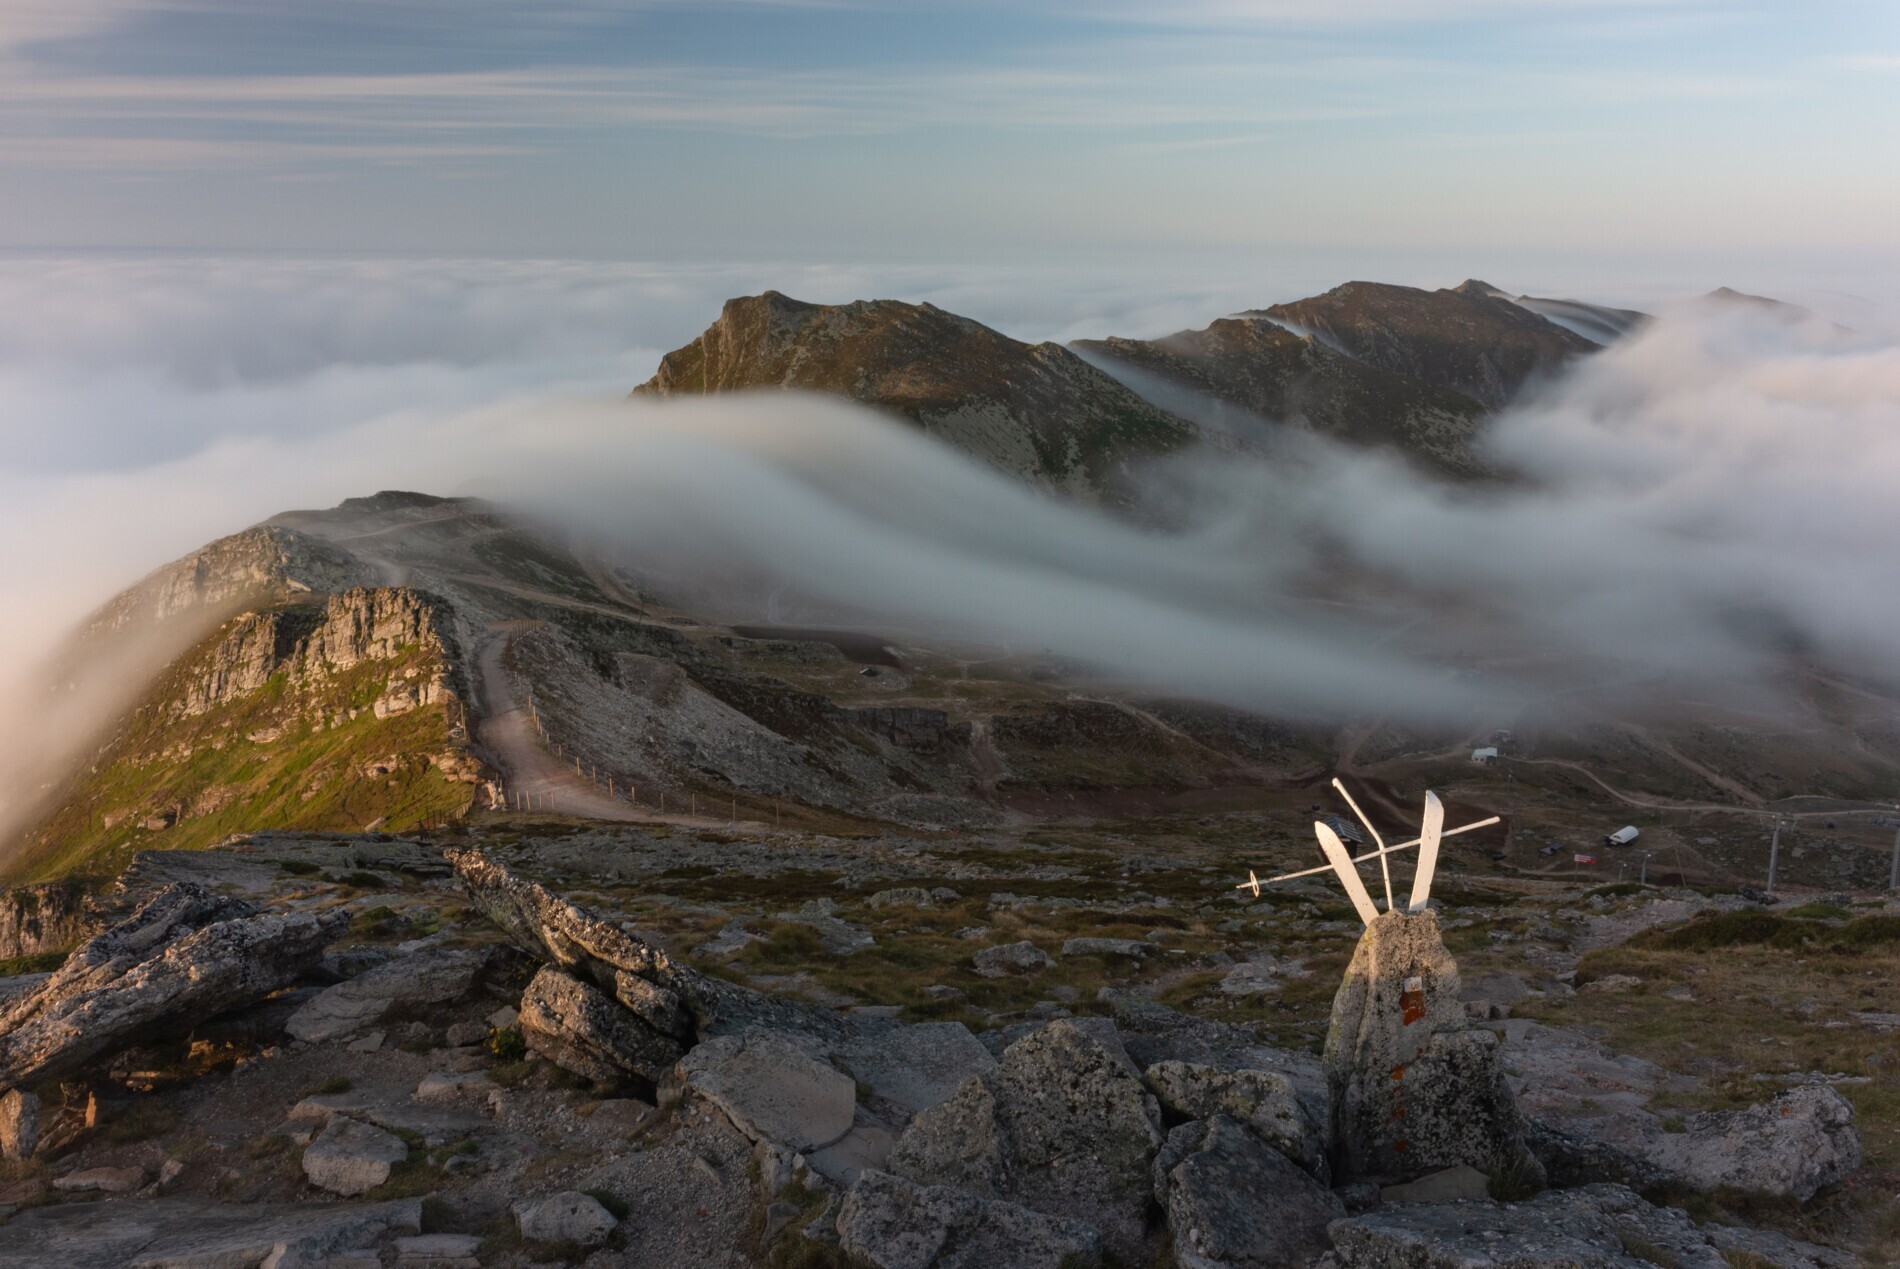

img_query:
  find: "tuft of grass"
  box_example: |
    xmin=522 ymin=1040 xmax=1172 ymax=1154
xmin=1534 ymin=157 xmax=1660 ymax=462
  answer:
xmin=101 ymin=1099 xmax=179 ymax=1145
xmin=486 ymin=1026 xmax=527 ymax=1061
xmin=303 ymin=1075 xmax=352 ymax=1096
xmin=0 ymin=949 xmax=67 ymax=976
xmin=278 ymin=859 xmax=321 ymax=877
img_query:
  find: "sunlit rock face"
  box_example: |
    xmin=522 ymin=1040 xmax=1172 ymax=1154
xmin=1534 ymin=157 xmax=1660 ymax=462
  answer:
xmin=1323 ymin=909 xmax=1541 ymax=1187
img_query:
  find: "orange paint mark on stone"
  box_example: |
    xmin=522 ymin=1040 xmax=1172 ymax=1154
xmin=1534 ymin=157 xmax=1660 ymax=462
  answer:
xmin=1390 ymin=1065 xmax=1407 ymax=1082
xmin=1401 ymin=974 xmax=1427 ymax=1026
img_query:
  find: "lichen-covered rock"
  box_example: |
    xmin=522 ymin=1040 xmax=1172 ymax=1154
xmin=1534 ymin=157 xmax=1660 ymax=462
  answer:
xmin=1153 ymin=1115 xmax=1343 ymax=1268
xmin=447 ymin=847 xmax=691 ymax=1038
xmin=888 ymin=1018 xmax=1162 ymax=1263
xmin=1323 ymin=910 xmax=1538 ymax=1185
xmin=840 ymin=1022 xmax=996 ymax=1124
xmin=285 ymin=946 xmax=488 ymax=1042
xmin=1144 ymin=1060 xmax=1325 ymax=1179
xmin=513 ymin=1191 xmax=620 ymax=1248
xmin=837 ymin=1168 xmax=1102 ymax=1269
xmin=302 ymin=1115 xmax=408 ymax=1196
xmin=1647 ymin=1084 xmax=1860 ymax=1202
xmin=518 ymin=966 xmax=686 ymax=1086
xmin=0 ymin=883 xmax=346 ymax=1091
xmin=971 ymin=941 xmax=1054 ymax=977
xmin=1327 ymin=1183 xmax=1727 ymax=1268
xmin=678 ymin=1026 xmax=856 ymax=1153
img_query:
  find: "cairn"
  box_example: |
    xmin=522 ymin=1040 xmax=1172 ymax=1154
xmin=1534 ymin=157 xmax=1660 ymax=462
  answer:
xmin=1242 ymin=782 xmax=1544 ymax=1188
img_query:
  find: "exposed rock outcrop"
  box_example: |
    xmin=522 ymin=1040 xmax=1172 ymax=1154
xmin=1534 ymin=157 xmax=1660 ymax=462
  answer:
xmin=838 ymin=1169 xmax=1103 ymax=1269
xmin=888 ymin=1018 xmax=1163 ymax=1262
xmin=1153 ymin=1114 xmax=1343 ymax=1268
xmin=0 ymin=881 xmax=97 ymax=960
xmin=1328 ymin=1183 xmax=1740 ymax=1268
xmin=1144 ymin=1059 xmax=1326 ymax=1179
xmin=0 ymin=882 xmax=347 ymax=1093
xmin=520 ymin=965 xmax=687 ymax=1086
xmin=285 ymin=945 xmax=489 ymax=1043
xmin=1323 ymin=910 xmax=1539 ymax=1186
xmin=1644 ymin=1084 xmax=1861 ymax=1202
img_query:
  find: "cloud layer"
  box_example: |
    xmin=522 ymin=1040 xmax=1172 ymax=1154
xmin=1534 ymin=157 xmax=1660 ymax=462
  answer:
xmin=0 ymin=257 xmax=1895 ymax=846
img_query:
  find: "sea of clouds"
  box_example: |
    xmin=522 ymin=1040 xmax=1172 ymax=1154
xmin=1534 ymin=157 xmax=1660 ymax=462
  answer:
xmin=1 ymin=253 xmax=1895 ymax=841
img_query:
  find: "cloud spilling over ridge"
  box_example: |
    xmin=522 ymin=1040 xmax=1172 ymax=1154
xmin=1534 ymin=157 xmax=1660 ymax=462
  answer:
xmin=0 ymin=259 xmax=1896 ymax=847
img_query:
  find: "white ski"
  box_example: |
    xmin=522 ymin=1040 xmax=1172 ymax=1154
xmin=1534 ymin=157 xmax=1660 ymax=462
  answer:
xmin=1409 ymin=789 xmax=1444 ymax=913
xmin=1315 ymin=820 xmax=1381 ymax=927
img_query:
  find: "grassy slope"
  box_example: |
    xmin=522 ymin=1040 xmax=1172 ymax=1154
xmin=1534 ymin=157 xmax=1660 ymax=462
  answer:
xmin=8 ymin=622 xmax=473 ymax=885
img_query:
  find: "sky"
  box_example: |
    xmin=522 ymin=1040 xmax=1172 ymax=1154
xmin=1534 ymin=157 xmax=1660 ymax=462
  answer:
xmin=0 ymin=0 xmax=1896 ymax=271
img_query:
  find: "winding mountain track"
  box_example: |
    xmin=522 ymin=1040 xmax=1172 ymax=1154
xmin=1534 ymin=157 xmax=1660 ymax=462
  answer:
xmin=471 ymin=623 xmax=746 ymax=829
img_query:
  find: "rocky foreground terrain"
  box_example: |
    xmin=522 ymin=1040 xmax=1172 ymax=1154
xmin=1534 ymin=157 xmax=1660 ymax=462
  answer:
xmin=0 ymin=815 xmax=1894 ymax=1267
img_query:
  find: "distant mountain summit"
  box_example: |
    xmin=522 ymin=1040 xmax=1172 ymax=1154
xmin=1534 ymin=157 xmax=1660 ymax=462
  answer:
xmin=1073 ymin=316 xmax=1491 ymax=477
xmin=1254 ymin=279 xmax=1597 ymax=409
xmin=633 ymin=291 xmax=1201 ymax=500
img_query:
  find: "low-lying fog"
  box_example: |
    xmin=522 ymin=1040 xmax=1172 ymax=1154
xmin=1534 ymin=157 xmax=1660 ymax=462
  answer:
xmin=1 ymin=256 xmax=1895 ymax=846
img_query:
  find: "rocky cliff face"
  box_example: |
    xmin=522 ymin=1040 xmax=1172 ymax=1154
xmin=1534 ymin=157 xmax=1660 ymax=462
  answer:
xmin=0 ymin=881 xmax=94 ymax=961
xmin=9 ymin=586 xmax=478 ymax=883
xmin=1076 ymin=316 xmax=1493 ymax=476
xmin=633 ymin=291 xmax=1201 ymax=500
xmin=1257 ymin=279 xmax=1596 ymax=410
xmin=175 ymin=588 xmax=457 ymax=721
xmin=84 ymin=525 xmax=379 ymax=639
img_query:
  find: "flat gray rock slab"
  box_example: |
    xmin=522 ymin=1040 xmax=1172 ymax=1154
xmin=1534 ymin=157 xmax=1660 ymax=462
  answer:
xmin=681 ymin=1026 xmax=857 ymax=1153
xmin=841 ymin=1022 xmax=996 ymax=1119
xmin=1329 ymin=1183 xmax=1729 ymax=1269
xmin=285 ymin=946 xmax=487 ymax=1042
xmin=303 ymin=1115 xmax=410 ymax=1196
xmin=0 ymin=1196 xmax=420 ymax=1269
xmin=291 ymin=1087 xmax=489 ymax=1147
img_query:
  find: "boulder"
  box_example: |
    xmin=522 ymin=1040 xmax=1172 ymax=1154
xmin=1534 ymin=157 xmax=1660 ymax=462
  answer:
xmin=446 ymin=848 xmax=692 ymax=1038
xmin=0 ymin=883 xmax=347 ymax=1091
xmin=1061 ymin=938 xmax=1157 ymax=958
xmin=1323 ymin=910 xmax=1539 ymax=1185
xmin=888 ymin=1018 xmax=1162 ymax=1263
xmin=512 ymin=1190 xmax=619 ymax=1248
xmin=971 ymin=941 xmax=1054 ymax=977
xmin=867 ymin=887 xmax=937 ymax=909
xmin=518 ymin=966 xmax=686 ymax=1086
xmin=0 ymin=1088 xmax=38 ymax=1161
xmin=678 ymin=1026 xmax=856 ymax=1153
xmin=837 ymin=1168 xmax=1102 ymax=1269
xmin=1144 ymin=1060 xmax=1325 ymax=1178
xmin=1153 ymin=1115 xmax=1343 ymax=1268
xmin=840 ymin=1022 xmax=997 ymax=1122
xmin=301 ymin=1115 xmax=409 ymax=1196
xmin=1646 ymin=1084 xmax=1861 ymax=1201
xmin=52 ymin=1165 xmax=146 ymax=1194
xmin=1327 ymin=1183 xmax=1729 ymax=1268
xmin=284 ymin=946 xmax=488 ymax=1043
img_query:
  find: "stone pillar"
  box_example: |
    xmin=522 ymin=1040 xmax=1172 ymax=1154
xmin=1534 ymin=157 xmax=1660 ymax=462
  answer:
xmin=0 ymin=1087 xmax=40 ymax=1161
xmin=1323 ymin=910 xmax=1541 ymax=1188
